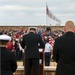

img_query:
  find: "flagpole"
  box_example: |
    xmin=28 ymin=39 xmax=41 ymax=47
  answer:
xmin=46 ymin=2 xmax=47 ymax=27
xmin=46 ymin=3 xmax=50 ymax=27
xmin=46 ymin=3 xmax=51 ymax=27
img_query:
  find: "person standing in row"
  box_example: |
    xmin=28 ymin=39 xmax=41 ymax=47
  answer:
xmin=21 ymin=27 xmax=45 ymax=75
xmin=53 ymin=21 xmax=75 ymax=75
xmin=44 ymin=38 xmax=53 ymax=66
xmin=0 ymin=35 xmax=17 ymax=75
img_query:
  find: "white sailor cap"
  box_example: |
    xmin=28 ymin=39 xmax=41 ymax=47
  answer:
xmin=28 ymin=27 xmax=37 ymax=30
xmin=0 ymin=35 xmax=11 ymax=41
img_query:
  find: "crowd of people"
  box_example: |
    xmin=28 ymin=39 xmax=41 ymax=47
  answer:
xmin=0 ymin=26 xmax=64 ymax=64
xmin=1 ymin=20 xmax=75 ymax=75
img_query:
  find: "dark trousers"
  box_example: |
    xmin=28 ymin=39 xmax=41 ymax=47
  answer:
xmin=16 ymin=48 xmax=22 ymax=60
xmin=45 ymin=52 xmax=51 ymax=66
xmin=25 ymin=58 xmax=40 ymax=75
xmin=22 ymin=52 xmax=24 ymax=66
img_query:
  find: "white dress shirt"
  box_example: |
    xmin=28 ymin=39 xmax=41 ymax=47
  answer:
xmin=44 ymin=43 xmax=53 ymax=52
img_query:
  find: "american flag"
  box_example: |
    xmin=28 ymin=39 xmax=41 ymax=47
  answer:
xmin=46 ymin=5 xmax=52 ymax=18
xmin=49 ymin=37 xmax=55 ymax=47
xmin=46 ymin=5 xmax=49 ymax=16
xmin=46 ymin=4 xmax=61 ymax=24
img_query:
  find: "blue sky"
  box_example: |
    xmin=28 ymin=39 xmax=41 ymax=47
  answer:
xmin=0 ymin=0 xmax=75 ymax=26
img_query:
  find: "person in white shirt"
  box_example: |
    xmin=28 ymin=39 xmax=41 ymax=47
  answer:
xmin=19 ymin=41 xmax=24 ymax=66
xmin=44 ymin=39 xmax=53 ymax=66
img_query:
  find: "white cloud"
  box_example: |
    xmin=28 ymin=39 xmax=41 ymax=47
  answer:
xmin=0 ymin=5 xmax=45 ymax=11
xmin=0 ymin=5 xmax=25 ymax=10
xmin=34 ymin=13 xmax=45 ymax=17
xmin=0 ymin=0 xmax=75 ymax=26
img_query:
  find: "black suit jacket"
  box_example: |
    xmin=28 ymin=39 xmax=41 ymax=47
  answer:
xmin=1 ymin=47 xmax=17 ymax=75
xmin=53 ymin=32 xmax=75 ymax=75
xmin=21 ymin=32 xmax=45 ymax=59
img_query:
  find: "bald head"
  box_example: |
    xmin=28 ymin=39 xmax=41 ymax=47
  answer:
xmin=64 ymin=21 xmax=75 ymax=32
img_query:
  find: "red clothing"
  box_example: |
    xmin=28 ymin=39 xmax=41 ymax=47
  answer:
xmin=49 ymin=37 xmax=55 ymax=47
xmin=14 ymin=34 xmax=19 ymax=39
xmin=7 ymin=42 xmax=14 ymax=50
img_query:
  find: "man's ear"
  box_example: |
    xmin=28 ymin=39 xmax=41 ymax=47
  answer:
xmin=74 ymin=27 xmax=75 ymax=32
xmin=64 ymin=27 xmax=66 ymax=32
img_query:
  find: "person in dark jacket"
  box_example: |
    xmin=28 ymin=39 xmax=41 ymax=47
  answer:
xmin=53 ymin=21 xmax=75 ymax=75
xmin=0 ymin=35 xmax=17 ymax=75
xmin=21 ymin=27 xmax=45 ymax=75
